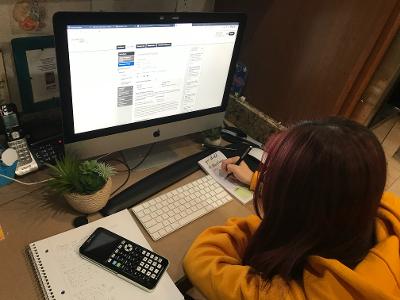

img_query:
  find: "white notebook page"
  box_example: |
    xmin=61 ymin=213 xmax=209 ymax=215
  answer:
xmin=28 ymin=209 xmax=183 ymax=300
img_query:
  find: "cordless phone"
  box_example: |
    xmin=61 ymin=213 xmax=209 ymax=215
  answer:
xmin=0 ymin=104 xmax=38 ymax=176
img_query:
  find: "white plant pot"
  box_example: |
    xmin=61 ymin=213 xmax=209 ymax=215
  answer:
xmin=64 ymin=178 xmax=112 ymax=214
xmin=204 ymin=136 xmax=222 ymax=146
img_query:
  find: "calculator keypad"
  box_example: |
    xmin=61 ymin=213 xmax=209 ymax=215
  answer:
xmin=106 ymin=240 xmax=167 ymax=289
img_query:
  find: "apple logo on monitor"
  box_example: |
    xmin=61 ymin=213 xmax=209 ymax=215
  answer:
xmin=153 ymin=129 xmax=160 ymax=138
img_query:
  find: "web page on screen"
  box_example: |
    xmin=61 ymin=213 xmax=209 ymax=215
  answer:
xmin=67 ymin=22 xmax=239 ymax=134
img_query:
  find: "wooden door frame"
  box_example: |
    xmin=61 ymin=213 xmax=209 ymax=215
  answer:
xmin=339 ymin=1 xmax=400 ymax=120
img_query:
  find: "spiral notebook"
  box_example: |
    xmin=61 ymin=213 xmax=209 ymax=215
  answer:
xmin=28 ymin=209 xmax=183 ymax=300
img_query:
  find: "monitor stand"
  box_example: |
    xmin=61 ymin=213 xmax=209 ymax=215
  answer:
xmin=121 ymin=141 xmax=180 ymax=171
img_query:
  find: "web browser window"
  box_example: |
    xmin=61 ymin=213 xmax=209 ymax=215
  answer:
xmin=66 ymin=22 xmax=239 ymax=134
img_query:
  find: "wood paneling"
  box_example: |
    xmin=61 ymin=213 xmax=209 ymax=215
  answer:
xmin=216 ymin=0 xmax=399 ymax=125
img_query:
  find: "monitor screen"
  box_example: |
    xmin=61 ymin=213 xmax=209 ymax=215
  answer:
xmin=66 ymin=22 xmax=239 ymax=134
xmin=54 ymin=13 xmax=245 ymax=158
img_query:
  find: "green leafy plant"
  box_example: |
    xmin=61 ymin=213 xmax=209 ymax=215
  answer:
xmin=47 ymin=155 xmax=115 ymax=195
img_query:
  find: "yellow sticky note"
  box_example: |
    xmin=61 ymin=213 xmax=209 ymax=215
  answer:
xmin=0 ymin=225 xmax=5 ymax=241
xmin=234 ymin=186 xmax=253 ymax=199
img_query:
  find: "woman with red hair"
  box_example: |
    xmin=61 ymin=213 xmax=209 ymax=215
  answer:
xmin=183 ymin=117 xmax=400 ymax=299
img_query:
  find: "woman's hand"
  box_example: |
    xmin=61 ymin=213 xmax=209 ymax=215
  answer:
xmin=221 ymin=156 xmax=254 ymax=186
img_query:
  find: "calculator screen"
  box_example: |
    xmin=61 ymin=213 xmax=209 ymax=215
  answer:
xmin=81 ymin=229 xmax=120 ymax=261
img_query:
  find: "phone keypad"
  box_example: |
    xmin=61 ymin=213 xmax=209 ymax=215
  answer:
xmin=30 ymin=137 xmax=64 ymax=167
xmin=9 ymin=139 xmax=32 ymax=165
xmin=106 ymin=240 xmax=167 ymax=289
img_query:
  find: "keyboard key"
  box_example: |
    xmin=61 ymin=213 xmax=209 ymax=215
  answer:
xmin=152 ymin=232 xmax=161 ymax=240
xmin=144 ymin=219 xmax=156 ymax=228
xmin=179 ymin=208 xmax=207 ymax=226
xmin=171 ymin=222 xmax=180 ymax=230
xmin=133 ymin=205 xmax=144 ymax=213
xmin=148 ymin=223 xmax=163 ymax=234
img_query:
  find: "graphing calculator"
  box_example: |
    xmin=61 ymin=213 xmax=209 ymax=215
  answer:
xmin=79 ymin=227 xmax=169 ymax=292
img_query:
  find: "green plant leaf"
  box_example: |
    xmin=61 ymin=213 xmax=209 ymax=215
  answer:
xmin=47 ymin=154 xmax=114 ymax=195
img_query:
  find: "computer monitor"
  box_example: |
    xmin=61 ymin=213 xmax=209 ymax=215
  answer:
xmin=53 ymin=12 xmax=245 ymax=159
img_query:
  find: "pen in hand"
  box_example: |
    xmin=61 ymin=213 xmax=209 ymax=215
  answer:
xmin=225 ymin=146 xmax=252 ymax=179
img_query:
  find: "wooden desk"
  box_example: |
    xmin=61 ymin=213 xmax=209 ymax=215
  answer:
xmin=0 ymin=136 xmax=254 ymax=300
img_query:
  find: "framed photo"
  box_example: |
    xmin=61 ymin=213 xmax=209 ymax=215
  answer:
xmin=0 ymin=50 xmax=10 ymax=105
xmin=11 ymin=35 xmax=59 ymax=112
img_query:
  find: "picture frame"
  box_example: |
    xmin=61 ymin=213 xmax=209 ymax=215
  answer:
xmin=11 ymin=35 xmax=60 ymax=113
xmin=0 ymin=50 xmax=10 ymax=105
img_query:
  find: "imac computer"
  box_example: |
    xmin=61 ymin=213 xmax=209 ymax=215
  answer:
xmin=53 ymin=12 xmax=245 ymax=162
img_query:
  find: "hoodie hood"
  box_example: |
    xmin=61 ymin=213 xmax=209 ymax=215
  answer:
xmin=304 ymin=192 xmax=400 ymax=299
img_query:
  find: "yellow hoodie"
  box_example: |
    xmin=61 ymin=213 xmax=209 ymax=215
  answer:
xmin=183 ymin=192 xmax=400 ymax=300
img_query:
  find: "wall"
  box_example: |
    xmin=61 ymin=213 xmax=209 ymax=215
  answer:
xmin=0 ymin=0 xmax=214 ymax=110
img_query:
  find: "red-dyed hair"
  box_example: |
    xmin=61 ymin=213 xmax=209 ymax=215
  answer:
xmin=243 ymin=117 xmax=387 ymax=283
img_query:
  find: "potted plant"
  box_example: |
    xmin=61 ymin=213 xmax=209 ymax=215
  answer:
xmin=47 ymin=155 xmax=115 ymax=214
xmin=202 ymin=127 xmax=222 ymax=146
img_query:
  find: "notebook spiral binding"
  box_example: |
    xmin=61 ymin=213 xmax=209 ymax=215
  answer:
xmin=29 ymin=243 xmax=55 ymax=300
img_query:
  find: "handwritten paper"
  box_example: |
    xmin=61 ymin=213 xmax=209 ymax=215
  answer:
xmin=198 ymin=151 xmax=253 ymax=204
xmin=28 ymin=210 xmax=183 ymax=299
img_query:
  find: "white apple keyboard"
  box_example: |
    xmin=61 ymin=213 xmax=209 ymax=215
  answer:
xmin=132 ymin=175 xmax=231 ymax=240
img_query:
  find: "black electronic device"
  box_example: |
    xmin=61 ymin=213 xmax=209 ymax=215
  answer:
xmin=221 ymin=127 xmax=260 ymax=147
xmin=101 ymin=144 xmax=260 ymax=216
xmin=0 ymin=103 xmax=39 ymax=175
xmin=0 ymin=103 xmax=64 ymax=174
xmin=223 ymin=125 xmax=247 ymax=138
xmin=80 ymin=227 xmax=169 ymax=292
xmin=29 ymin=134 xmax=64 ymax=168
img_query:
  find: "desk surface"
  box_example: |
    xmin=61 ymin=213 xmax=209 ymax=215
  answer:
xmin=0 ymin=136 xmax=254 ymax=299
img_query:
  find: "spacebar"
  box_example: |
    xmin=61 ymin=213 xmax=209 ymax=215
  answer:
xmin=179 ymin=208 xmax=207 ymax=227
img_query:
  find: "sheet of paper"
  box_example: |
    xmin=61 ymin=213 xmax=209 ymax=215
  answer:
xmin=198 ymin=151 xmax=253 ymax=204
xmin=249 ymin=147 xmax=264 ymax=161
xmin=26 ymin=48 xmax=59 ymax=103
xmin=29 ymin=210 xmax=183 ymax=300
